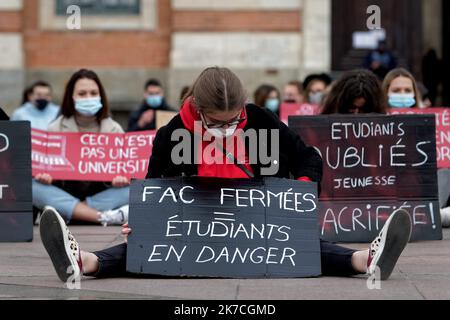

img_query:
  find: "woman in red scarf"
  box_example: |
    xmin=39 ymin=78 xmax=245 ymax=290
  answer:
xmin=39 ymin=67 xmax=411 ymax=282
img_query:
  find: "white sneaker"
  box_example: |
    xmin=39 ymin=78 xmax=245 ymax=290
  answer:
xmin=40 ymin=206 xmax=83 ymax=283
xmin=98 ymin=205 xmax=129 ymax=226
xmin=441 ymin=207 xmax=450 ymax=228
xmin=367 ymin=208 xmax=412 ymax=281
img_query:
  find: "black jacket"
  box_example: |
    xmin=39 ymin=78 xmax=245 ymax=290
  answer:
xmin=0 ymin=108 xmax=9 ymax=120
xmin=127 ymin=99 xmax=172 ymax=132
xmin=146 ymin=104 xmax=323 ymax=188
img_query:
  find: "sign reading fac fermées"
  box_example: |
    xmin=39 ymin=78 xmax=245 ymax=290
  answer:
xmin=0 ymin=121 xmax=33 ymax=242
xmin=127 ymin=177 xmax=321 ymax=278
xmin=289 ymin=114 xmax=442 ymax=243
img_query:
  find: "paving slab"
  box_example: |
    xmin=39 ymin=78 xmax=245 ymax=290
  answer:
xmin=0 ymin=226 xmax=449 ymax=300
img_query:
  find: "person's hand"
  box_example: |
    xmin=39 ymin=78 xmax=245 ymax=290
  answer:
xmin=112 ymin=176 xmax=130 ymax=188
xmin=35 ymin=173 xmax=53 ymax=185
xmin=138 ymin=109 xmax=155 ymax=128
xmin=121 ymin=222 xmax=132 ymax=243
xmin=371 ymin=61 xmax=381 ymax=70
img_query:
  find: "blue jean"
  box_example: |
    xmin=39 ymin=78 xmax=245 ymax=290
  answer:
xmin=32 ymin=180 xmax=130 ymax=222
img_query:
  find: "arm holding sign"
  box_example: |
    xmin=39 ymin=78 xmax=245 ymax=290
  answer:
xmin=112 ymin=176 xmax=130 ymax=188
xmin=121 ymin=222 xmax=131 ymax=243
xmin=35 ymin=173 xmax=53 ymax=185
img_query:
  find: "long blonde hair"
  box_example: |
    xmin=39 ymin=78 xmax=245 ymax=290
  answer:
xmin=382 ymin=68 xmax=421 ymax=108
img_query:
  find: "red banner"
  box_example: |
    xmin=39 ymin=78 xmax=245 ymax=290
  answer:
xmin=32 ymin=129 xmax=155 ymax=182
xmin=280 ymin=103 xmax=321 ymax=124
xmin=389 ymin=108 xmax=450 ymax=168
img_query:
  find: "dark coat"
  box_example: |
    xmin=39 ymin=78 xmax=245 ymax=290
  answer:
xmin=0 ymin=108 xmax=9 ymax=120
xmin=146 ymin=104 xmax=323 ymax=189
xmin=127 ymin=99 xmax=172 ymax=132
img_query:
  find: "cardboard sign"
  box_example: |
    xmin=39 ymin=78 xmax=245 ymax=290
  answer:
xmin=127 ymin=177 xmax=321 ymax=278
xmin=389 ymin=108 xmax=450 ymax=168
xmin=0 ymin=121 xmax=33 ymax=242
xmin=32 ymin=129 xmax=155 ymax=182
xmin=289 ymin=114 xmax=442 ymax=242
xmin=280 ymin=103 xmax=321 ymax=124
xmin=156 ymin=110 xmax=178 ymax=130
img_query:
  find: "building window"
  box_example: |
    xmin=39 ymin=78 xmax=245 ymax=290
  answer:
xmin=55 ymin=0 xmax=141 ymax=16
xmin=39 ymin=0 xmax=156 ymax=30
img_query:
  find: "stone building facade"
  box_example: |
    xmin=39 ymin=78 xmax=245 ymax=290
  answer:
xmin=0 ymin=0 xmax=446 ymax=119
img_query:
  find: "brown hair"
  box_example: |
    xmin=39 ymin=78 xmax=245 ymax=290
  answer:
xmin=322 ymin=69 xmax=387 ymax=114
xmin=61 ymin=69 xmax=110 ymax=121
xmin=286 ymin=80 xmax=303 ymax=94
xmin=254 ymin=84 xmax=280 ymax=108
xmin=185 ymin=67 xmax=247 ymax=114
xmin=179 ymin=85 xmax=190 ymax=102
xmin=382 ymin=68 xmax=421 ymax=108
xmin=304 ymin=79 xmax=326 ymax=104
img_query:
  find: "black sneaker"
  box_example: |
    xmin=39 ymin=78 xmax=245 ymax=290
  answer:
xmin=367 ymin=208 xmax=412 ymax=280
xmin=39 ymin=206 xmax=83 ymax=283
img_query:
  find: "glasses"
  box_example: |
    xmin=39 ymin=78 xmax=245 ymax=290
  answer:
xmin=200 ymin=108 xmax=247 ymax=129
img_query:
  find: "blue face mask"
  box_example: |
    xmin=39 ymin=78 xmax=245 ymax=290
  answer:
xmin=265 ymin=98 xmax=280 ymax=113
xmin=75 ymin=97 xmax=103 ymax=116
xmin=309 ymin=92 xmax=324 ymax=106
xmin=146 ymin=95 xmax=163 ymax=109
xmin=388 ymin=93 xmax=416 ymax=108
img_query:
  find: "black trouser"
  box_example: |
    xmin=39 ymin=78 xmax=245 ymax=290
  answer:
xmin=90 ymin=241 xmax=361 ymax=278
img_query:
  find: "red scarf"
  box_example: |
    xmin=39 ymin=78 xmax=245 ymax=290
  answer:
xmin=179 ymin=98 xmax=253 ymax=179
xmin=178 ymin=99 xmax=312 ymax=182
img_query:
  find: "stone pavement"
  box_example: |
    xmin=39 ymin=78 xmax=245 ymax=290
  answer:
xmin=0 ymin=226 xmax=449 ymax=300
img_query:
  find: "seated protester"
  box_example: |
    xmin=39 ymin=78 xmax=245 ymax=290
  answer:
xmin=283 ymin=80 xmax=304 ymax=104
xmin=127 ymin=79 xmax=172 ymax=132
xmin=303 ymin=73 xmax=332 ymax=107
xmin=11 ymin=81 xmax=60 ymax=130
xmin=383 ymin=68 xmax=450 ymax=226
xmin=33 ymin=69 xmax=129 ymax=226
xmin=382 ymin=68 xmax=422 ymax=109
xmin=322 ymin=69 xmax=387 ymax=114
xmin=364 ymin=41 xmax=398 ymax=80
xmin=39 ymin=67 xmax=411 ymax=282
xmin=254 ymin=84 xmax=281 ymax=116
xmin=0 ymin=107 xmax=9 ymax=120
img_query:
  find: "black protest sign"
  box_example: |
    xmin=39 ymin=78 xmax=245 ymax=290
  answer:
xmin=0 ymin=121 xmax=33 ymax=242
xmin=127 ymin=177 xmax=321 ymax=278
xmin=289 ymin=114 xmax=442 ymax=242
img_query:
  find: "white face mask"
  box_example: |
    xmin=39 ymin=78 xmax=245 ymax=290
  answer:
xmin=204 ymin=124 xmax=238 ymax=138
xmin=309 ymin=91 xmax=324 ymax=105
